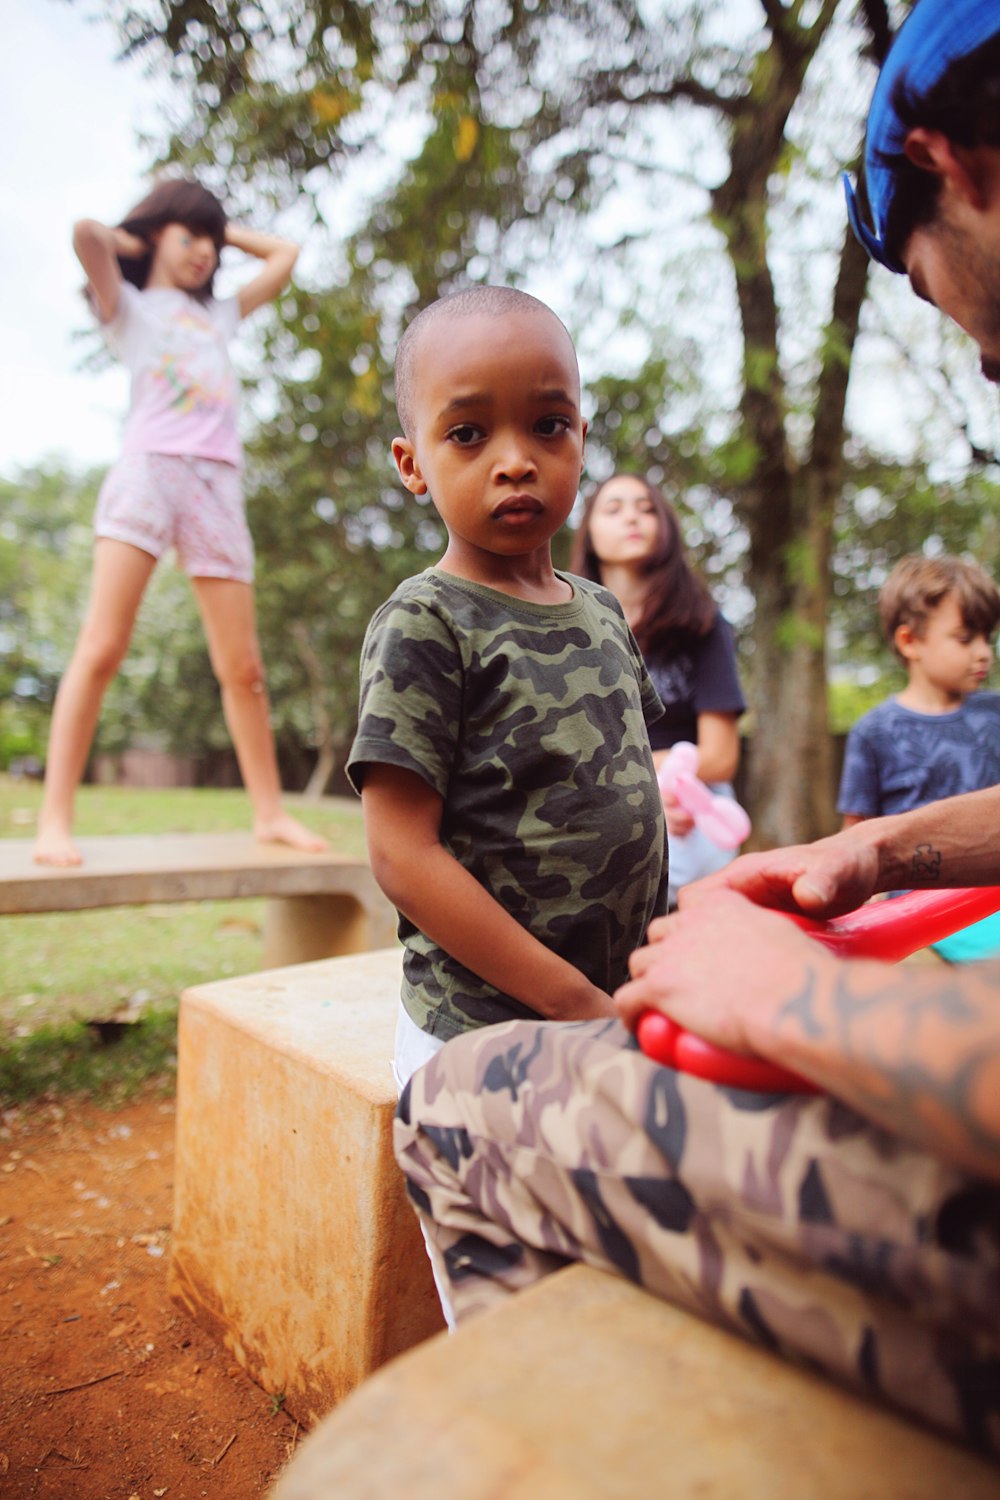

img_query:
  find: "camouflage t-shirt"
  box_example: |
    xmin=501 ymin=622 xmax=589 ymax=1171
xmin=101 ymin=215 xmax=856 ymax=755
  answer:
xmin=347 ymin=568 xmax=668 ymax=1040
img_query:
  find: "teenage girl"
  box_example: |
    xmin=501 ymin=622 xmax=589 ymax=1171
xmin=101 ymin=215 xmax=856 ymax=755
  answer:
xmin=570 ymin=472 xmax=746 ymax=906
xmin=34 ymin=179 xmax=326 ymax=865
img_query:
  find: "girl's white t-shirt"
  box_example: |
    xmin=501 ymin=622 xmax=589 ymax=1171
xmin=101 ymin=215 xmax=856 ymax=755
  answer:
xmin=104 ymin=283 xmax=242 ymax=468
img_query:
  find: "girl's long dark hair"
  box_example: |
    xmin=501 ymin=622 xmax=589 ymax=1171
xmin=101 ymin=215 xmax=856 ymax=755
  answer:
xmin=570 ymin=474 xmax=716 ymax=655
xmin=117 ymin=179 xmax=227 ymax=303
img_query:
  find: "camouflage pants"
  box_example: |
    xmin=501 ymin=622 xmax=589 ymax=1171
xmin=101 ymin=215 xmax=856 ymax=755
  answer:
xmin=394 ymin=1017 xmax=1000 ymax=1455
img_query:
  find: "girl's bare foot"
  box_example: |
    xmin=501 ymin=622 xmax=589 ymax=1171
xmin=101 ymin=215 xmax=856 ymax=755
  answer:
xmin=254 ymin=811 xmax=328 ymax=854
xmin=34 ymin=827 xmax=84 ymax=866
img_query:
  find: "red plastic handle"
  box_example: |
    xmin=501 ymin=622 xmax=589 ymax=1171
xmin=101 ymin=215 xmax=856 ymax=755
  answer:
xmin=783 ymin=885 xmax=1000 ymax=961
xmin=636 ymin=1011 xmax=819 ymax=1093
xmin=636 ymin=886 xmax=1000 ymax=1092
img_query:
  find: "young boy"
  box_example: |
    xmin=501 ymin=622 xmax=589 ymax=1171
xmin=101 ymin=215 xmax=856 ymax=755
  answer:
xmin=346 ymin=287 xmax=668 ymax=1087
xmin=838 ymin=554 xmax=1000 ymax=959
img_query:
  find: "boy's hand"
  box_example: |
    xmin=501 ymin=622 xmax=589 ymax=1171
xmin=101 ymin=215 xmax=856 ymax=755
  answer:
xmin=562 ymin=977 xmax=617 ymax=1021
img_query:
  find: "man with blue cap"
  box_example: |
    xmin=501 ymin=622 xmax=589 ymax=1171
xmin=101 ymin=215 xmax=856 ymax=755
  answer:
xmin=846 ymin=0 xmax=1000 ymax=378
xmin=388 ymin=0 xmax=1000 ymax=1457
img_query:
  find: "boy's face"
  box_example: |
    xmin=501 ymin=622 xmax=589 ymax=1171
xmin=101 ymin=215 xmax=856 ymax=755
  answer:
xmin=900 ymin=592 xmax=993 ymax=700
xmin=391 ymin=309 xmax=586 ymax=572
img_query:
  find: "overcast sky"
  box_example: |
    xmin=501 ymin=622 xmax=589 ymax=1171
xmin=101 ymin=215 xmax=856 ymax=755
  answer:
xmin=2 ymin=2 xmax=172 ymax=476
xmin=4 ymin=1 xmax=997 ymax=489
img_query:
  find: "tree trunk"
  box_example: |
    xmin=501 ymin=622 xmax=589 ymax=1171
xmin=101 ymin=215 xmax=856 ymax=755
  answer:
xmin=304 ymin=739 xmax=338 ymax=801
xmin=745 ymin=223 xmax=871 ymax=847
xmin=290 ymin=620 xmax=338 ymax=803
xmin=707 ymin=4 xmax=869 ymax=846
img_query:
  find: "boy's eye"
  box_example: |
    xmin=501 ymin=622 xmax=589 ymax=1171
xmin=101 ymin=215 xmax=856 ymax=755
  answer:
xmin=446 ymin=424 xmax=484 ymax=446
xmin=535 ymin=415 xmax=572 ymax=436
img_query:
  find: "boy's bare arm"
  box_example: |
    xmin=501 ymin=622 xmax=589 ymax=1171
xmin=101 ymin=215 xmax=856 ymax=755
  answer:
xmin=361 ymin=764 xmax=615 ymax=1021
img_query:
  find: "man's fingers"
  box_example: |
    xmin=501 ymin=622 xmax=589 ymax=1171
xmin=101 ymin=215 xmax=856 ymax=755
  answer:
xmin=628 ymin=943 xmax=662 ymax=978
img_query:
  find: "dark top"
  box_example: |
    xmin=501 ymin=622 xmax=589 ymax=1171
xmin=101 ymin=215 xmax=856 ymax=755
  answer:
xmin=643 ymin=612 xmax=746 ymax=752
xmin=837 ymin=693 xmax=1000 ymax=818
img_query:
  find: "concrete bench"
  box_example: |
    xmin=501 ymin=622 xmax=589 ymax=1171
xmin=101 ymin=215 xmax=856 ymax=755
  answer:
xmin=169 ymin=947 xmax=445 ymax=1426
xmin=269 ymin=1262 xmax=999 ymax=1499
xmin=0 ymin=832 xmax=396 ymax=967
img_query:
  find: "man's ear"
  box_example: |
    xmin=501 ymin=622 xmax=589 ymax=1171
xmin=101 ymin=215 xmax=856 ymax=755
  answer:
xmin=903 ymin=129 xmax=989 ymax=211
xmin=579 ymin=416 xmax=588 ymax=479
xmin=391 ymin=436 xmax=428 ymax=496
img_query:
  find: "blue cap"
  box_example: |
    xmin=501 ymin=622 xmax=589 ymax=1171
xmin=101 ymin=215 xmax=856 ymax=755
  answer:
xmin=844 ymin=0 xmax=1000 ymax=273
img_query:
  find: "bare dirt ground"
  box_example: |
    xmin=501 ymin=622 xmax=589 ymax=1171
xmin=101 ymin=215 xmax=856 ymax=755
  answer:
xmin=0 ymin=1087 xmax=299 ymax=1500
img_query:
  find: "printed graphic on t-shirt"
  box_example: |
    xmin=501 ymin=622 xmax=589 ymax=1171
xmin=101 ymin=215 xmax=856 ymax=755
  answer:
xmin=107 ymin=285 xmax=242 ymax=466
xmin=153 ymin=308 xmax=234 ymax=416
xmin=646 ymin=653 xmax=694 ymax=707
xmin=838 ymin=694 xmax=1000 ymax=818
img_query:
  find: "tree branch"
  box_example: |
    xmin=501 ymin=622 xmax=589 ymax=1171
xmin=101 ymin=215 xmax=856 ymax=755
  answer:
xmin=857 ymin=0 xmax=894 ymax=64
xmin=585 ymin=72 xmax=744 ymax=118
xmin=810 ymin=214 xmax=871 ymax=477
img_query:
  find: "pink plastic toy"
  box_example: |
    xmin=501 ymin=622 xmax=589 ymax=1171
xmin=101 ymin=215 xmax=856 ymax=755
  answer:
xmin=637 ymin=885 xmax=1000 ymax=1092
xmin=657 ymin=742 xmax=751 ymax=850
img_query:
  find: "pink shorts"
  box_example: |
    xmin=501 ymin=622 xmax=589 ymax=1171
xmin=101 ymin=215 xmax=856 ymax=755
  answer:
xmin=95 ymin=453 xmax=254 ymax=583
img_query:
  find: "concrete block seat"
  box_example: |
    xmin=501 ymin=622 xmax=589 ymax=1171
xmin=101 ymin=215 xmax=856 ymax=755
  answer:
xmin=169 ymin=948 xmax=444 ymax=1426
xmin=269 ymin=1264 xmax=999 ymax=1500
xmin=0 ymin=832 xmax=396 ymax=967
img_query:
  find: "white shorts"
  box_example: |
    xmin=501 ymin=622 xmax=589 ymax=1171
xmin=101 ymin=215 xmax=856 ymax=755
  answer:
xmin=95 ymin=452 xmax=254 ymax=582
xmin=392 ymin=1000 xmax=447 ymax=1095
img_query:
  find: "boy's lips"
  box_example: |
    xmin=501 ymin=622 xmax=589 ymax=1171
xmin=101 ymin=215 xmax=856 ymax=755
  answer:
xmin=493 ymin=494 xmax=544 ymax=521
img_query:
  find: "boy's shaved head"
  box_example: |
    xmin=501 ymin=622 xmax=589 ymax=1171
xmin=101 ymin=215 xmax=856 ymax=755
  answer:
xmin=394 ymin=286 xmax=577 ymax=437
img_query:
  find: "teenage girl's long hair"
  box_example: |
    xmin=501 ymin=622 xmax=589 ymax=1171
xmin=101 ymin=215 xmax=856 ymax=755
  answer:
xmin=116 ymin=179 xmax=227 ymax=303
xmin=569 ymin=474 xmax=716 ymax=656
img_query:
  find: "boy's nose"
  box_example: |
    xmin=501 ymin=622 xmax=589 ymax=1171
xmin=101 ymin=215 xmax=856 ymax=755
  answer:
xmin=495 ymin=445 xmax=537 ymax=483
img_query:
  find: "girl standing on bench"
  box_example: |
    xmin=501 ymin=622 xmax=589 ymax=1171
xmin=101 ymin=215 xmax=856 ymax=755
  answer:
xmin=35 ymin=179 xmax=326 ymax=866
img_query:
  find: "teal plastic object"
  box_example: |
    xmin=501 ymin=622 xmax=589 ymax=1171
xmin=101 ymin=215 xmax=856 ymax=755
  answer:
xmin=932 ymin=910 xmax=1000 ymax=964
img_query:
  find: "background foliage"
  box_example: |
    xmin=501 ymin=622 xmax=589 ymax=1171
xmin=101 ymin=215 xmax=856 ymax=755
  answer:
xmin=5 ymin=0 xmax=1000 ymax=836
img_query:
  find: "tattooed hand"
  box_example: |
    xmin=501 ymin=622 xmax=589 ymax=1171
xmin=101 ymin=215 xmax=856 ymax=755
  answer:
xmin=678 ymin=827 xmax=882 ymax=918
xmin=614 ymin=891 xmax=829 ymax=1054
xmin=616 ymin=890 xmax=1000 ymax=1179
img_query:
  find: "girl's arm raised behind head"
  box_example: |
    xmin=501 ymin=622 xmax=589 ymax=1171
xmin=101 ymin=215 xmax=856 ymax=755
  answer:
xmin=72 ymin=220 xmax=144 ymax=323
xmin=225 ymin=225 xmax=300 ymax=319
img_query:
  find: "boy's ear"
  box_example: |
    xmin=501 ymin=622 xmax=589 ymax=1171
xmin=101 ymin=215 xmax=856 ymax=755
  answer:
xmin=894 ymin=623 xmax=920 ymax=661
xmin=391 ymin=436 xmax=428 ymax=496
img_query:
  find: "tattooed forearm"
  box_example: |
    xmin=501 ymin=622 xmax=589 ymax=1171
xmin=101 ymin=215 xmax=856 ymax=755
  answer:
xmin=770 ymin=959 xmax=1000 ymax=1180
xmin=910 ymin=843 xmax=942 ymax=882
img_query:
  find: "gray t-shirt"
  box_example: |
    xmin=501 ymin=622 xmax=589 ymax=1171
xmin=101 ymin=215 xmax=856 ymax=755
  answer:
xmin=347 ymin=568 xmax=668 ymax=1039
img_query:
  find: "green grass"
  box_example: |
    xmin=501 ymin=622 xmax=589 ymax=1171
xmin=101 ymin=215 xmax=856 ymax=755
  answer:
xmin=0 ymin=780 xmax=367 ymax=1102
xmin=0 ymin=1006 xmax=180 ymax=1106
